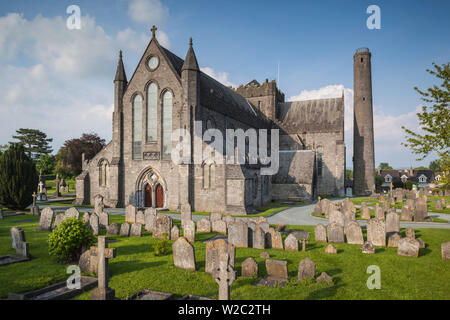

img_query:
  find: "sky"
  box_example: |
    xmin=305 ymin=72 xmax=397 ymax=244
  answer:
xmin=0 ymin=0 xmax=448 ymax=169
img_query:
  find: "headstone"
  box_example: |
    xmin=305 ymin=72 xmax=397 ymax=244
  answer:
xmin=54 ymin=174 xmax=61 ymax=197
xmin=94 ymin=195 xmax=104 ymax=216
xmin=89 ymin=213 xmax=99 ymax=235
xmin=387 ymin=232 xmax=401 ymax=248
xmin=82 ymin=212 xmax=90 ymax=224
xmin=314 ymin=202 xmax=322 ymax=215
xmin=441 ymin=242 xmax=450 ymax=260
xmin=258 ymin=221 xmax=269 ymax=234
xmin=247 ymin=220 xmax=256 ymax=248
xmin=362 ymin=241 xmax=375 ymax=254
xmin=90 ymin=236 xmax=116 ymax=300
xmin=298 ymin=258 xmax=315 ymax=282
xmin=266 ymin=228 xmax=283 ymax=249
xmin=136 ymin=210 xmax=145 ymax=225
xmin=325 ymin=244 xmax=337 ymax=254
xmin=253 ymin=224 xmax=265 ymax=249
xmin=212 ymin=220 xmax=227 ymax=234
xmin=205 ymin=238 xmax=235 ymax=274
xmin=265 ymin=259 xmax=288 ymax=281
xmin=241 ymin=257 xmax=258 ymax=277
xmin=284 ymin=233 xmax=298 ymax=251
xmin=405 ymin=228 xmax=415 ymax=239
xmin=314 ymin=224 xmax=327 ymax=242
xmin=360 ymin=202 xmax=371 ymax=219
xmin=172 ymin=237 xmax=196 ymax=270
xmin=316 ymin=272 xmax=333 ymax=285
xmin=78 ymin=249 xmax=98 ymax=274
xmin=397 ymin=237 xmax=420 ymax=258
xmin=401 ymin=206 xmax=412 ymax=221
xmin=53 ymin=213 xmax=65 ymax=228
xmin=144 ymin=208 xmax=157 ymax=232
xmin=11 ymin=226 xmax=26 ymax=250
xmin=327 ymin=223 xmax=344 ymax=243
xmin=183 ymin=220 xmax=196 ymax=243
xmin=385 ymin=212 xmax=400 ymax=236
xmin=197 ymin=218 xmax=211 ymax=233
xmin=344 ymin=221 xmax=364 ymax=245
xmin=228 ymin=220 xmax=248 ymax=248
xmin=30 ymin=192 xmax=40 ymax=216
xmin=119 ymin=223 xmax=130 ymax=237
xmin=416 ymin=238 xmax=425 ymax=249
xmin=98 ymin=212 xmax=109 ymax=229
xmin=367 ymin=218 xmax=386 ymax=247
xmin=374 ymin=204 xmax=384 ymax=220
xmin=435 ymin=200 xmax=443 ymax=210
xmin=210 ymin=212 xmax=222 ymax=222
xmin=170 ymin=225 xmax=179 ymax=240
xmin=38 ymin=207 xmax=54 ymax=231
xmin=153 ymin=214 xmax=172 ymax=239
xmin=212 ymin=252 xmax=236 ymax=300
xmin=414 ymin=197 xmax=428 ymax=222
xmin=329 ymin=210 xmax=345 ymax=226
xmin=181 ymin=203 xmax=192 ymax=228
xmin=130 ymin=223 xmax=142 ymax=237
xmin=406 ymin=199 xmax=415 ymax=210
xmin=106 ymin=223 xmax=119 ymax=236
xmin=260 ymin=252 xmax=270 ymax=259
xmin=125 ymin=205 xmax=136 ymax=223
xmin=223 ymin=215 xmax=235 ymax=227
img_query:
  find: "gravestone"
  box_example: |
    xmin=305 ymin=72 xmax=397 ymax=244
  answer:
xmin=94 ymin=195 xmax=104 ymax=216
xmin=387 ymin=232 xmax=401 ymax=248
xmin=253 ymin=225 xmax=265 ymax=249
xmin=125 ymin=205 xmax=136 ymax=223
xmin=172 ymin=237 xmax=196 ymax=271
xmin=327 ymin=223 xmax=344 ymax=243
xmin=416 ymin=238 xmax=425 ymax=249
xmin=90 ymin=236 xmax=116 ymax=300
xmin=98 ymin=212 xmax=109 ymax=229
xmin=406 ymin=199 xmax=415 ymax=210
xmin=374 ymin=204 xmax=384 ymax=220
xmin=367 ymin=218 xmax=386 ymax=247
xmin=53 ymin=213 xmax=65 ymax=229
xmin=442 ymin=242 xmax=450 ymax=260
xmin=360 ymin=202 xmax=371 ymax=219
xmin=414 ymin=197 xmax=428 ymax=222
xmin=405 ymin=228 xmax=415 ymax=239
xmin=223 ymin=215 xmax=235 ymax=227
xmin=325 ymin=244 xmax=337 ymax=254
xmin=183 ymin=220 xmax=196 ymax=243
xmin=314 ymin=202 xmax=322 ymax=215
xmin=119 ymin=223 xmax=130 ymax=237
xmin=136 ymin=211 xmax=145 ymax=225
xmin=197 ymin=218 xmax=211 ymax=233
xmin=329 ymin=210 xmax=345 ymax=226
xmin=397 ymin=238 xmax=420 ymax=258
xmin=130 ymin=223 xmax=142 ymax=237
xmin=435 ymin=200 xmax=443 ymax=210
xmin=267 ymin=228 xmax=283 ymax=249
xmin=212 ymin=220 xmax=227 ymax=234
xmin=144 ymin=208 xmax=157 ymax=232
xmin=153 ymin=214 xmax=172 ymax=239
xmin=241 ymin=257 xmax=258 ymax=277
xmin=247 ymin=220 xmax=256 ymax=248
xmin=401 ymin=206 xmax=412 ymax=221
xmin=344 ymin=221 xmax=364 ymax=245
xmin=181 ymin=203 xmax=192 ymax=228
xmin=228 ymin=220 xmax=248 ymax=248
xmin=82 ymin=212 xmax=90 ymax=224
xmin=30 ymin=192 xmax=40 ymax=216
xmin=170 ymin=225 xmax=179 ymax=240
xmin=284 ymin=233 xmax=298 ymax=251
xmin=314 ymin=224 xmax=327 ymax=242
xmin=38 ymin=207 xmax=54 ymax=231
xmin=89 ymin=213 xmax=99 ymax=235
xmin=260 ymin=252 xmax=270 ymax=259
xmin=316 ymin=272 xmax=333 ymax=285
xmin=298 ymin=258 xmax=315 ymax=282
xmin=362 ymin=241 xmax=375 ymax=254
xmin=385 ymin=212 xmax=400 ymax=236
xmin=212 ymin=252 xmax=236 ymax=300
xmin=258 ymin=221 xmax=269 ymax=234
xmin=205 ymin=238 xmax=235 ymax=274
xmin=11 ymin=226 xmax=29 ymax=258
xmin=54 ymin=175 xmax=61 ymax=197
xmin=265 ymin=259 xmax=288 ymax=282
xmin=106 ymin=223 xmax=119 ymax=236
xmin=210 ymin=212 xmax=222 ymax=222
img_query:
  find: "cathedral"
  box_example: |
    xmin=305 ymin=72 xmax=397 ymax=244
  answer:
xmin=75 ymin=26 xmax=351 ymax=214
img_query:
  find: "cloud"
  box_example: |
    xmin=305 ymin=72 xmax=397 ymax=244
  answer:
xmin=128 ymin=0 xmax=169 ymax=25
xmin=201 ymin=67 xmax=236 ymax=87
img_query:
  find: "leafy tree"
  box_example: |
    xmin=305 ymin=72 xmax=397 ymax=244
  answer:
xmin=36 ymin=154 xmax=56 ymax=175
xmin=0 ymin=143 xmax=38 ymax=210
xmin=0 ymin=144 xmax=8 ymax=156
xmin=379 ymin=162 xmax=393 ymax=170
xmin=345 ymin=169 xmax=353 ymax=179
xmin=414 ymin=166 xmax=429 ymax=170
xmin=11 ymin=128 xmax=53 ymax=161
xmin=429 ymin=159 xmax=442 ymax=172
xmin=56 ymin=133 xmax=105 ymax=177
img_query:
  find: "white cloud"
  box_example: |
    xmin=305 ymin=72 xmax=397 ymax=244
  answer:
xmin=201 ymin=67 xmax=236 ymax=87
xmin=128 ymin=0 xmax=169 ymax=25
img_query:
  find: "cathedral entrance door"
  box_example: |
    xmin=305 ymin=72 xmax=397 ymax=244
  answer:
xmin=155 ymin=184 xmax=164 ymax=208
xmin=145 ymin=184 xmax=153 ymax=208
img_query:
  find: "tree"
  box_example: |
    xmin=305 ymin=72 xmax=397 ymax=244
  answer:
xmin=414 ymin=166 xmax=428 ymax=170
xmin=0 ymin=144 xmax=8 ymax=156
xmin=55 ymin=133 xmax=106 ymax=177
xmin=429 ymin=159 xmax=442 ymax=172
xmin=36 ymin=154 xmax=56 ymax=175
xmin=0 ymin=143 xmax=39 ymax=210
xmin=379 ymin=162 xmax=393 ymax=170
xmin=345 ymin=169 xmax=353 ymax=180
xmin=11 ymin=128 xmax=53 ymax=161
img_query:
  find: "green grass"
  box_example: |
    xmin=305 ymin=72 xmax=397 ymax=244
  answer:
xmin=41 ymin=199 xmax=94 ymax=208
xmin=1 ymin=214 xmax=450 ymax=300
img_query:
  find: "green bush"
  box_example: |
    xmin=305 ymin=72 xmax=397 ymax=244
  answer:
xmin=152 ymin=240 xmax=171 ymax=256
xmin=405 ymin=180 xmax=415 ymax=190
xmin=0 ymin=143 xmax=38 ymax=210
xmin=393 ymin=180 xmax=404 ymax=189
xmin=48 ymin=217 xmax=96 ymax=263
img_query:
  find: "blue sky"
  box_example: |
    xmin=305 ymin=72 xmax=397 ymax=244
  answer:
xmin=0 ymin=0 xmax=448 ymax=169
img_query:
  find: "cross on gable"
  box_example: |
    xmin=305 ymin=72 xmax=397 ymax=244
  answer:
xmin=151 ymin=25 xmax=157 ymax=38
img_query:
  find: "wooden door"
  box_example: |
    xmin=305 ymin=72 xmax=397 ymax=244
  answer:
xmin=145 ymin=184 xmax=152 ymax=208
xmin=155 ymin=184 xmax=164 ymax=208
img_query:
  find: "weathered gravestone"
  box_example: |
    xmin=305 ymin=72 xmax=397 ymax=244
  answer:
xmin=30 ymin=192 xmax=40 ymax=216
xmin=181 ymin=203 xmax=192 ymax=228
xmin=314 ymin=224 xmax=327 ymax=242
xmin=414 ymin=197 xmax=428 ymax=222
xmin=153 ymin=214 xmax=172 ymax=239
xmin=170 ymin=225 xmax=179 ymax=240
xmin=119 ymin=223 xmax=130 ymax=237
xmin=205 ymin=238 xmax=235 ymax=274
xmin=374 ymin=204 xmax=384 ymax=220
xmin=125 ymin=205 xmax=136 ymax=223
xmin=435 ymin=200 xmax=443 ymax=210
xmin=89 ymin=213 xmax=99 ymax=235
xmin=144 ymin=208 xmax=157 ymax=232
xmin=172 ymin=237 xmax=196 ymax=271
xmin=401 ymin=206 xmax=412 ymax=221
xmin=397 ymin=237 xmax=420 ymax=258
xmin=367 ymin=218 xmax=386 ymax=247
xmin=405 ymin=227 xmax=415 ymax=239
xmin=298 ymin=258 xmax=315 ymax=282
xmin=385 ymin=212 xmax=400 ymax=236
xmin=263 ymin=259 xmax=288 ymax=285
xmin=325 ymin=244 xmax=337 ymax=254
xmin=266 ymin=228 xmax=283 ymax=249
xmin=344 ymin=221 xmax=364 ymax=245
xmin=247 ymin=220 xmax=256 ymax=248
xmin=130 ymin=223 xmax=142 ymax=237
xmin=388 ymin=233 xmax=401 ymax=248
xmin=406 ymin=199 xmax=415 ymax=210
xmin=314 ymin=201 xmax=322 ymax=216
xmin=284 ymin=233 xmax=298 ymax=251
xmin=136 ymin=211 xmax=145 ymax=225
xmin=327 ymin=223 xmax=344 ymax=243
xmin=212 ymin=252 xmax=236 ymax=300
xmin=98 ymin=212 xmax=109 ymax=229
xmin=316 ymin=272 xmax=333 ymax=285
xmin=94 ymin=195 xmax=104 ymax=216
xmin=90 ymin=236 xmax=116 ymax=300
xmin=228 ymin=220 xmax=248 ymax=248
xmin=212 ymin=220 xmax=227 ymax=234
xmin=183 ymin=220 xmax=196 ymax=243
xmin=106 ymin=223 xmax=119 ymax=236
xmin=82 ymin=212 xmax=90 ymax=224
xmin=441 ymin=242 xmax=450 ymax=260
xmin=362 ymin=241 xmax=375 ymax=254
xmin=329 ymin=210 xmax=345 ymax=226
xmin=53 ymin=213 xmax=65 ymax=229
xmin=253 ymin=224 xmax=265 ymax=249
xmin=258 ymin=221 xmax=270 ymax=234
xmin=361 ymin=203 xmax=371 ymax=220
xmin=210 ymin=212 xmax=222 ymax=222
xmin=197 ymin=218 xmax=211 ymax=233
xmin=10 ymin=227 xmax=30 ymax=258
xmin=241 ymin=257 xmax=258 ymax=277
xmin=38 ymin=207 xmax=54 ymax=231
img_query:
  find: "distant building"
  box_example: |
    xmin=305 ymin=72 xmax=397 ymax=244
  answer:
xmin=377 ymin=166 xmax=436 ymax=189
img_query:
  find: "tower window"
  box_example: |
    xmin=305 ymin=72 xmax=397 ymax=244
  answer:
xmin=361 ymin=58 xmax=364 ymax=62
xmin=317 ymin=147 xmax=323 ymax=177
xmin=132 ymin=94 xmax=143 ymax=160
xmin=162 ymin=90 xmax=173 ymax=159
xmin=147 ymin=83 xmax=158 ymax=142
xmin=363 ymin=97 xmax=365 ymax=101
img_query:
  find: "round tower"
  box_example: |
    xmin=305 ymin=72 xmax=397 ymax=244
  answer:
xmin=353 ymin=48 xmax=375 ymax=195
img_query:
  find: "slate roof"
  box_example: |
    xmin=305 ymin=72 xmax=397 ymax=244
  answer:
xmin=378 ymin=169 xmax=435 ymax=182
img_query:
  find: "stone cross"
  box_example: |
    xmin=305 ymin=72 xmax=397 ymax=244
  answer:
xmin=302 ymin=239 xmax=307 ymax=252
xmin=54 ymin=174 xmax=61 ymax=197
xmin=38 ymin=181 xmax=44 ymax=194
xmin=212 ymin=252 xmax=236 ymax=300
xmin=90 ymin=236 xmax=116 ymax=300
xmin=32 ymin=192 xmax=37 ymax=207
xmin=151 ymin=25 xmax=157 ymax=38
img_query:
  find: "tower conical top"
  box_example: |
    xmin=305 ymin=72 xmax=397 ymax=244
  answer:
xmin=182 ymin=37 xmax=199 ymax=71
xmin=114 ymin=50 xmax=127 ymax=82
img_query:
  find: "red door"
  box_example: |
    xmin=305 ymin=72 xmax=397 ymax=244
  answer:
xmin=155 ymin=184 xmax=164 ymax=208
xmin=145 ymin=184 xmax=152 ymax=208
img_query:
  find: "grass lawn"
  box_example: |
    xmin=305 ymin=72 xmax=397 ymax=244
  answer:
xmin=41 ymin=199 xmax=94 ymax=208
xmin=1 ymin=214 xmax=450 ymax=300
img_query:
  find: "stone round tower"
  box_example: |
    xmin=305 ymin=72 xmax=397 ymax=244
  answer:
xmin=353 ymin=48 xmax=375 ymax=195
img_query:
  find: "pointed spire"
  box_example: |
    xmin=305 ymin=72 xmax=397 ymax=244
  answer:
xmin=182 ymin=37 xmax=199 ymax=71
xmin=114 ymin=50 xmax=127 ymax=82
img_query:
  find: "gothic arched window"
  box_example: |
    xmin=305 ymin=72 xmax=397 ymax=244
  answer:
xmin=162 ymin=90 xmax=173 ymax=159
xmin=99 ymin=160 xmax=109 ymax=187
xmin=317 ymin=146 xmax=323 ymax=177
xmin=133 ymin=94 xmax=143 ymax=159
xmin=147 ymin=83 xmax=158 ymax=142
xmin=202 ymin=162 xmax=215 ymax=190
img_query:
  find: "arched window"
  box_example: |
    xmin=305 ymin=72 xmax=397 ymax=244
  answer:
xmin=133 ymin=94 xmax=143 ymax=159
xmin=317 ymin=146 xmax=323 ymax=177
xmin=203 ymin=164 xmax=210 ymax=189
xmin=202 ymin=162 xmax=215 ymax=189
xmin=162 ymin=91 xmax=173 ymax=159
xmin=99 ymin=160 xmax=109 ymax=187
xmin=147 ymin=83 xmax=158 ymax=142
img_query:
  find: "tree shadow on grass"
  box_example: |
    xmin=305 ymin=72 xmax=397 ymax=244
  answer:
xmin=419 ymin=246 xmax=432 ymax=257
xmin=115 ymin=243 xmax=155 ymax=256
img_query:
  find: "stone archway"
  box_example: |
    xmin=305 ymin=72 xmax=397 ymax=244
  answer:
xmin=135 ymin=167 xmax=167 ymax=208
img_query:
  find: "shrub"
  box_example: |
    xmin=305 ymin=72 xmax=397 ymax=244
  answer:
xmin=48 ymin=217 xmax=96 ymax=263
xmin=0 ymin=143 xmax=38 ymax=210
xmin=393 ymin=180 xmax=404 ymax=189
xmin=153 ymin=240 xmax=171 ymax=256
xmin=405 ymin=180 xmax=415 ymax=190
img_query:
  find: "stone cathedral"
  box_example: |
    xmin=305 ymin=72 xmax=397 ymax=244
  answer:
xmin=75 ymin=26 xmax=361 ymax=215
